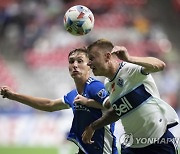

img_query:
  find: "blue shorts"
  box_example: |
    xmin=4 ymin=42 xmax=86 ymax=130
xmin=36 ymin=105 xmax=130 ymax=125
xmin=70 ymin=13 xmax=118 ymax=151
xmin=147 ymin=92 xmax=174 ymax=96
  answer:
xmin=121 ymin=129 xmax=178 ymax=154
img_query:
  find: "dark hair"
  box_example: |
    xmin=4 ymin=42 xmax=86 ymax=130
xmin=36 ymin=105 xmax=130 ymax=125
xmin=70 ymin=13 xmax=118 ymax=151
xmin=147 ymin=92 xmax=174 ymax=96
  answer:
xmin=87 ymin=39 xmax=114 ymax=52
xmin=68 ymin=47 xmax=88 ymax=58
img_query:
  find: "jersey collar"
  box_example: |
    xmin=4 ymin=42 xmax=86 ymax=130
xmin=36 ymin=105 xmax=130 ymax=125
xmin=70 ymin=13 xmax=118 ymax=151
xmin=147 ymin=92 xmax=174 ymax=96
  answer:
xmin=109 ymin=62 xmax=125 ymax=82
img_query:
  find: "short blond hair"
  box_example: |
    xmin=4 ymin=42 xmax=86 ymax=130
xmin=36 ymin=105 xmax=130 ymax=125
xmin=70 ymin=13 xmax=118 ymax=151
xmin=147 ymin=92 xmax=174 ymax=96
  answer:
xmin=87 ymin=39 xmax=114 ymax=52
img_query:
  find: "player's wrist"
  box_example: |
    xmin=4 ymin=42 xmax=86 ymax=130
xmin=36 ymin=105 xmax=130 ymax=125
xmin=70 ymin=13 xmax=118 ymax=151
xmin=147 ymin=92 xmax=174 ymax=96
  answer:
xmin=89 ymin=123 xmax=96 ymax=131
xmin=10 ymin=92 xmax=18 ymax=100
xmin=85 ymin=98 xmax=89 ymax=105
xmin=126 ymin=55 xmax=133 ymax=62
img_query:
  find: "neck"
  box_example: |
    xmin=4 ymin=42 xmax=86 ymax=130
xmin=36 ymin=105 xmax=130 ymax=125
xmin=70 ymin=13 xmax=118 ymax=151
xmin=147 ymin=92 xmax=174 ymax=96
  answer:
xmin=106 ymin=60 xmax=120 ymax=80
xmin=74 ymin=76 xmax=89 ymax=94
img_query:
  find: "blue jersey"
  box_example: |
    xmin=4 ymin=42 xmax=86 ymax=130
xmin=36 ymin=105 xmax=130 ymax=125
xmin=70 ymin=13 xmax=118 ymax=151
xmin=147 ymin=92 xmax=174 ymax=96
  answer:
xmin=63 ymin=77 xmax=118 ymax=154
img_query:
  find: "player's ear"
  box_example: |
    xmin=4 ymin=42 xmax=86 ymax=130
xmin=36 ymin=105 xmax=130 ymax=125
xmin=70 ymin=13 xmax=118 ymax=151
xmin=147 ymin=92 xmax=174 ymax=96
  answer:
xmin=105 ymin=52 xmax=111 ymax=62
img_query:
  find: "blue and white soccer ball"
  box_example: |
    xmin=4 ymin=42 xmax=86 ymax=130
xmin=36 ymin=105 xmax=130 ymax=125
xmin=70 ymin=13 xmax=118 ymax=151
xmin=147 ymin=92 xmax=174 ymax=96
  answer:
xmin=64 ymin=5 xmax=94 ymax=36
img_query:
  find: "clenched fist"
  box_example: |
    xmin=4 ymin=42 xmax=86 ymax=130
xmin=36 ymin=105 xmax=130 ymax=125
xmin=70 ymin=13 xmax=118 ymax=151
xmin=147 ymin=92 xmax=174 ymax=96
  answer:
xmin=0 ymin=86 xmax=14 ymax=99
xmin=111 ymin=46 xmax=130 ymax=61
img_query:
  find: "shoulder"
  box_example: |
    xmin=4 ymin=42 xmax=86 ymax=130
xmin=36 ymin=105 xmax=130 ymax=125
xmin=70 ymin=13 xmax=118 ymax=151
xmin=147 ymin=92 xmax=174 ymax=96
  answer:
xmin=122 ymin=62 xmax=137 ymax=70
xmin=63 ymin=89 xmax=78 ymax=107
xmin=65 ymin=89 xmax=77 ymax=97
xmin=122 ymin=62 xmax=143 ymax=74
xmin=86 ymin=77 xmax=108 ymax=97
xmin=86 ymin=77 xmax=104 ymax=86
xmin=86 ymin=78 xmax=109 ymax=103
xmin=86 ymin=78 xmax=106 ymax=95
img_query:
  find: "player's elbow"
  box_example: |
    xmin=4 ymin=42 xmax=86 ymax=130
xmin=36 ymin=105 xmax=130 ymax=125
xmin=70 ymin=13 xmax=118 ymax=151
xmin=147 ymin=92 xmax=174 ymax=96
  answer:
xmin=157 ymin=61 xmax=166 ymax=71
xmin=40 ymin=100 xmax=56 ymax=112
xmin=152 ymin=60 xmax=166 ymax=72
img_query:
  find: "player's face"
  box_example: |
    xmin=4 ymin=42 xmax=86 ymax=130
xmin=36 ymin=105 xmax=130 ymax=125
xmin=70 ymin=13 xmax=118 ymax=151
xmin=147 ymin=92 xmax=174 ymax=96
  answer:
xmin=68 ymin=52 xmax=90 ymax=79
xmin=88 ymin=46 xmax=109 ymax=76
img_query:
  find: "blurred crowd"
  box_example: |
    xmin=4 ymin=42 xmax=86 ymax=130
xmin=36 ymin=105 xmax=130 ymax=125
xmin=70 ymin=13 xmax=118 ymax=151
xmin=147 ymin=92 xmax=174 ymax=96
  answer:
xmin=0 ymin=0 xmax=180 ymax=146
xmin=0 ymin=0 xmax=180 ymax=110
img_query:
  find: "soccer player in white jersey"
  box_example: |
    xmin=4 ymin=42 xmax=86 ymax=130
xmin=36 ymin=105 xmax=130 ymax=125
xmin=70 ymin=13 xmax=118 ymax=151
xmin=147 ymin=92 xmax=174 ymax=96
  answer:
xmin=82 ymin=39 xmax=179 ymax=154
xmin=0 ymin=48 xmax=118 ymax=154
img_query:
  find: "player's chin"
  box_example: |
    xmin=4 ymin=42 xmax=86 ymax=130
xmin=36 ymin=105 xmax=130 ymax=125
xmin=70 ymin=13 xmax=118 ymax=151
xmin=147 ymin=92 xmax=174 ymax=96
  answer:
xmin=72 ymin=74 xmax=82 ymax=79
xmin=71 ymin=74 xmax=79 ymax=78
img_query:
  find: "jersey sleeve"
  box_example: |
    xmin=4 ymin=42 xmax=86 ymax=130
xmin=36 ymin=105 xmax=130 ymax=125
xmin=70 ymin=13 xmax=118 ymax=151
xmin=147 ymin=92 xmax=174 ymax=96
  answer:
xmin=126 ymin=62 xmax=148 ymax=76
xmin=124 ymin=63 xmax=150 ymax=82
xmin=88 ymin=81 xmax=109 ymax=105
xmin=62 ymin=90 xmax=77 ymax=108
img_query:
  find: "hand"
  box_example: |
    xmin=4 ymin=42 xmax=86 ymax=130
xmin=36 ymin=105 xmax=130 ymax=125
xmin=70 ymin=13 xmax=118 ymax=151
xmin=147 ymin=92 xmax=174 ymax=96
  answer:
xmin=82 ymin=124 xmax=95 ymax=144
xmin=0 ymin=86 xmax=14 ymax=99
xmin=74 ymin=94 xmax=88 ymax=105
xmin=111 ymin=46 xmax=129 ymax=61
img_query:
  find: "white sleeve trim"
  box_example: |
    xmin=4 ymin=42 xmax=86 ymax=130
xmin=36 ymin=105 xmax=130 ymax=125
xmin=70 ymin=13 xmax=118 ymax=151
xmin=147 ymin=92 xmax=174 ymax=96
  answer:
xmin=61 ymin=96 xmax=71 ymax=108
xmin=102 ymin=96 xmax=109 ymax=107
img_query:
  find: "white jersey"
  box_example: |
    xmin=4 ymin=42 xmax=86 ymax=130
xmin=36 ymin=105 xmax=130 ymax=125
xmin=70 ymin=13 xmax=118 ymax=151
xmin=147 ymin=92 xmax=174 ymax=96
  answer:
xmin=105 ymin=62 xmax=179 ymax=148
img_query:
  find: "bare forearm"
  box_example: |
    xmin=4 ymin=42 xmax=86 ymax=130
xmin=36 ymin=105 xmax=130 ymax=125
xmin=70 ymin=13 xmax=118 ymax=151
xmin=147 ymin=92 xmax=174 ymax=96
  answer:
xmin=90 ymin=108 xmax=119 ymax=130
xmin=10 ymin=93 xmax=53 ymax=111
xmin=128 ymin=56 xmax=166 ymax=73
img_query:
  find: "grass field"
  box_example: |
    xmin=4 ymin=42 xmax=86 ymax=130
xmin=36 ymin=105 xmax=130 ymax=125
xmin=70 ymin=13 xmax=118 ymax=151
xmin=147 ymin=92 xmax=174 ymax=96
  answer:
xmin=0 ymin=144 xmax=79 ymax=154
xmin=0 ymin=147 xmax=58 ymax=154
xmin=0 ymin=146 xmax=179 ymax=154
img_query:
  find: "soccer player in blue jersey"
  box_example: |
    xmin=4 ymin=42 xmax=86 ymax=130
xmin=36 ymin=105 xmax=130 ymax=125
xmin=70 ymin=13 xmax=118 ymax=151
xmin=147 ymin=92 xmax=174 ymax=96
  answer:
xmin=0 ymin=48 xmax=118 ymax=154
xmin=82 ymin=39 xmax=179 ymax=154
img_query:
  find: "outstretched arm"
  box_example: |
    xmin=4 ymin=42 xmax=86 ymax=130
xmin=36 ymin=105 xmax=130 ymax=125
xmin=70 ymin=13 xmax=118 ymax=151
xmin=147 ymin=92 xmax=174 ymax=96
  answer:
xmin=82 ymin=107 xmax=119 ymax=144
xmin=111 ymin=46 xmax=166 ymax=74
xmin=0 ymin=86 xmax=69 ymax=112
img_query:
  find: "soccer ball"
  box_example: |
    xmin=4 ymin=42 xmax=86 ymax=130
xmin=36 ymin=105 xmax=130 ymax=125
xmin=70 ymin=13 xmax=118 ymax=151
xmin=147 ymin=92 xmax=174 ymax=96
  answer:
xmin=64 ymin=5 xmax=94 ymax=36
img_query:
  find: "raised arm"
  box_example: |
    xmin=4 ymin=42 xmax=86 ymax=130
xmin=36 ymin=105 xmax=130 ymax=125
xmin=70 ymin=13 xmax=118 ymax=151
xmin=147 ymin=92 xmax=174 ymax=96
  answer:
xmin=111 ymin=46 xmax=166 ymax=74
xmin=0 ymin=86 xmax=69 ymax=112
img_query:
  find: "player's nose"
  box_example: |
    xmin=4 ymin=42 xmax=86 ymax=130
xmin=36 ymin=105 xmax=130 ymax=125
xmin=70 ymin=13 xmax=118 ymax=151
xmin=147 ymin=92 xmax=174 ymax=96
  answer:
xmin=72 ymin=61 xmax=78 ymax=67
